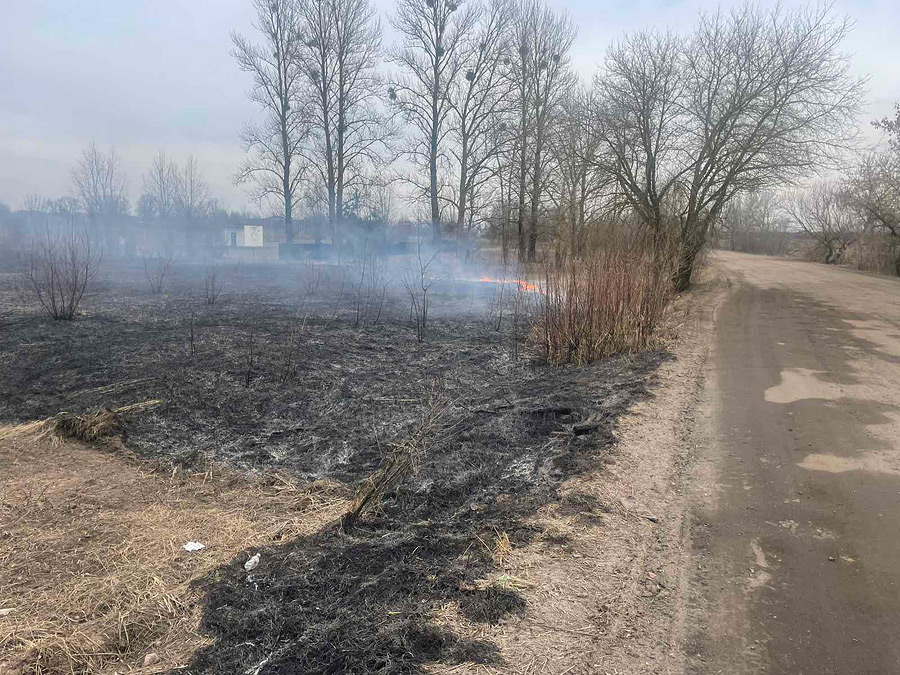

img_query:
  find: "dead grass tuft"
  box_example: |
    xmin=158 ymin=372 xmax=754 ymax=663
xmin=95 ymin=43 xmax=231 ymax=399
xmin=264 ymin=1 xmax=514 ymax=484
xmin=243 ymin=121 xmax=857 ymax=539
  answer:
xmin=0 ymin=435 xmax=350 ymax=675
xmin=0 ymin=401 xmax=161 ymax=447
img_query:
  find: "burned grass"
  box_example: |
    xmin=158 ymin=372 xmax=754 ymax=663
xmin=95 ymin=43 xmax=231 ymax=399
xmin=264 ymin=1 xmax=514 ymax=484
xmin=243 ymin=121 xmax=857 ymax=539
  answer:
xmin=0 ymin=260 xmax=668 ymax=673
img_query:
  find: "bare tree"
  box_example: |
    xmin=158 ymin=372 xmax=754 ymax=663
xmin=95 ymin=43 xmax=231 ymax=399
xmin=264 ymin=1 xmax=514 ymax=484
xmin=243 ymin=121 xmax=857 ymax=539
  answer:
xmin=447 ymin=0 xmax=515 ymax=242
xmin=522 ymin=1 xmax=575 ymax=262
xmin=143 ymin=253 xmax=175 ymax=294
xmin=390 ymin=0 xmax=479 ymax=242
xmin=786 ymin=182 xmax=858 ymax=264
xmin=296 ymin=0 xmax=389 ymax=242
xmin=508 ymin=0 xmax=576 ymax=262
xmin=51 ymin=197 xmax=82 ymax=229
xmin=178 ymin=156 xmax=211 ymax=220
xmin=873 ymin=102 xmax=900 ymax=152
xmin=718 ymin=191 xmax=791 ymax=256
xmin=233 ymin=0 xmax=308 ymax=242
xmin=143 ymin=151 xmax=182 ymax=220
xmin=204 ymin=264 xmax=222 ymax=305
xmin=550 ymin=85 xmax=609 ymax=260
xmin=845 ymin=150 xmax=900 ymax=274
xmin=72 ymin=141 xmax=128 ymax=222
xmin=25 ymin=230 xmax=101 ymax=320
xmin=592 ymin=31 xmax=685 ymax=241
xmin=402 ymin=231 xmax=440 ymax=341
xmin=23 ymin=193 xmax=49 ymax=214
xmin=594 ymin=5 xmax=865 ymax=290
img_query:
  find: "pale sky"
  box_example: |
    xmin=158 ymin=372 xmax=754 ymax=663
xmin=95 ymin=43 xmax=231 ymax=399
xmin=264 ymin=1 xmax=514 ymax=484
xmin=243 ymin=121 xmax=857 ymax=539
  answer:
xmin=1 ymin=0 xmax=897 ymax=213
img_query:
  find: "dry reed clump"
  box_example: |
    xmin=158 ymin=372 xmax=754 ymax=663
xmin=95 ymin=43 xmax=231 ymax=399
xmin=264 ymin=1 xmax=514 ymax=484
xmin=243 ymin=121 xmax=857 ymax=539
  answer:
xmin=531 ymin=242 xmax=672 ymax=365
xmin=0 ymin=401 xmax=161 ymax=447
xmin=0 ymin=434 xmax=350 ymax=675
xmin=344 ymin=395 xmax=452 ymax=524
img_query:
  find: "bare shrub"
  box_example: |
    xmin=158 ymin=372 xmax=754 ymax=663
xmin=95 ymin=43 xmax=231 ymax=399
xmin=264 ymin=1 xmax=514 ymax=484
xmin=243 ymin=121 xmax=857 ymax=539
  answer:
xmin=402 ymin=236 xmax=440 ymax=342
xmin=350 ymin=242 xmax=389 ymax=327
xmin=25 ymin=230 xmax=101 ymax=321
xmin=532 ymin=236 xmax=672 ymax=365
xmin=204 ymin=264 xmax=221 ymax=305
xmin=786 ymin=182 xmax=859 ymax=265
xmin=846 ymin=230 xmax=900 ymax=276
xmin=143 ymin=253 xmax=174 ymax=294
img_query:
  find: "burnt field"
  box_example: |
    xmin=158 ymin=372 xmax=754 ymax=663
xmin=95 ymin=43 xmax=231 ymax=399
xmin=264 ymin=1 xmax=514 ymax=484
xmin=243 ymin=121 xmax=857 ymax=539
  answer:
xmin=0 ymin=257 xmax=667 ymax=674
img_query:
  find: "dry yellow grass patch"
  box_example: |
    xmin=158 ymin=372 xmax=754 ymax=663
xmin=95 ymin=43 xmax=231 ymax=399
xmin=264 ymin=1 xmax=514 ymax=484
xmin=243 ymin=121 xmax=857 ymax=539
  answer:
xmin=0 ymin=434 xmax=349 ymax=675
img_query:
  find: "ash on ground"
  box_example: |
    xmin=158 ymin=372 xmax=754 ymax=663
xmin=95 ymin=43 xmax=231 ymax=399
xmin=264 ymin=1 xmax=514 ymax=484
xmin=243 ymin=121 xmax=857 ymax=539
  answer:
xmin=0 ymin=259 xmax=666 ymax=674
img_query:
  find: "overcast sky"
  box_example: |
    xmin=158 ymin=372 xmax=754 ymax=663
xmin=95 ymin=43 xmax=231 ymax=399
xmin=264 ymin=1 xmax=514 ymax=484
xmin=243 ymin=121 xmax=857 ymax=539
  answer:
xmin=1 ymin=0 xmax=897 ymax=213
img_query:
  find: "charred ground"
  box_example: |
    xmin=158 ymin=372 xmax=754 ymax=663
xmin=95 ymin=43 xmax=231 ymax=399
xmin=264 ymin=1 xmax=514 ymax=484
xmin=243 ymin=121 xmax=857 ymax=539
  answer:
xmin=0 ymin=258 xmax=666 ymax=674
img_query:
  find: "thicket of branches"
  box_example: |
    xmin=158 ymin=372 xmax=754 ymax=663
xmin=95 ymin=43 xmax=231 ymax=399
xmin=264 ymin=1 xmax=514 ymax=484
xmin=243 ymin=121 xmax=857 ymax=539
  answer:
xmin=714 ymin=102 xmax=900 ymax=276
xmin=3 ymin=1 xmax=869 ymax=295
xmin=25 ymin=230 xmax=101 ymax=321
xmin=229 ymin=0 xmax=864 ymax=289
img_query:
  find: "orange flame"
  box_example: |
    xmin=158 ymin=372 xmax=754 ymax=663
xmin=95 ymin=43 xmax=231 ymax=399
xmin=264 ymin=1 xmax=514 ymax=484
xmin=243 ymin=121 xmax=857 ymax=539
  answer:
xmin=476 ymin=277 xmax=540 ymax=293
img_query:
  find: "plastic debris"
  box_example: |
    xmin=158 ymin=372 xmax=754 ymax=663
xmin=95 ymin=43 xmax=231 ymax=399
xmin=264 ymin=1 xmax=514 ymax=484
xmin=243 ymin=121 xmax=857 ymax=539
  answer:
xmin=244 ymin=553 xmax=261 ymax=571
xmin=182 ymin=541 xmax=205 ymax=552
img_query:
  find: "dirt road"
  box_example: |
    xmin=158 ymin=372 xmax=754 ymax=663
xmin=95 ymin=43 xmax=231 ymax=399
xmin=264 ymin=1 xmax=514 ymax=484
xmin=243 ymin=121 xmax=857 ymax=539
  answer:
xmin=687 ymin=252 xmax=900 ymax=674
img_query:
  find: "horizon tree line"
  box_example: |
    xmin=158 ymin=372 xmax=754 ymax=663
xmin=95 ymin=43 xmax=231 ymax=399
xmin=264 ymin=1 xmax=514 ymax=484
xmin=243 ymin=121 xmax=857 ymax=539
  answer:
xmin=2 ymin=0 xmax=880 ymax=289
xmin=231 ymin=0 xmax=867 ymax=289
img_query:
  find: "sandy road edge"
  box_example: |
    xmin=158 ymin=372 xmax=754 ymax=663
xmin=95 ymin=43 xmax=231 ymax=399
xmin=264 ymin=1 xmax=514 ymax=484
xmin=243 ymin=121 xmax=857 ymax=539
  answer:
xmin=429 ymin=271 xmax=731 ymax=675
xmin=590 ymin=270 xmax=732 ymax=674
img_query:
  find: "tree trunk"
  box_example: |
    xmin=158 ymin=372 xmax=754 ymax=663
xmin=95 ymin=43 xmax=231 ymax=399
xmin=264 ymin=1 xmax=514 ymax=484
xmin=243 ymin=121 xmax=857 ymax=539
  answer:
xmin=673 ymin=218 xmax=709 ymax=292
xmin=282 ymin=108 xmax=294 ymax=244
xmin=456 ymin=137 xmax=469 ymax=236
xmin=528 ymin=159 xmax=541 ymax=262
xmin=283 ymin=163 xmax=294 ymax=244
xmin=430 ymin=55 xmax=441 ymax=242
xmin=517 ymin=157 xmax=527 ymax=262
xmin=528 ymin=121 xmax=545 ymax=263
xmin=673 ymin=247 xmax=695 ymax=292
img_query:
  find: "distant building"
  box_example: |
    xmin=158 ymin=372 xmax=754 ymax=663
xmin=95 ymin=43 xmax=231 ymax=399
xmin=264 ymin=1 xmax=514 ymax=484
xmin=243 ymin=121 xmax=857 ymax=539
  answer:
xmin=220 ymin=218 xmax=283 ymax=261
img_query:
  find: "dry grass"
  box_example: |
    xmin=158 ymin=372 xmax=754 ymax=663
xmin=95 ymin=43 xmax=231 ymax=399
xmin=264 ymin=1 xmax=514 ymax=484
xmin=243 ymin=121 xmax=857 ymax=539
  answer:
xmin=0 ymin=433 xmax=350 ymax=675
xmin=531 ymin=239 xmax=672 ymax=365
xmin=0 ymin=401 xmax=161 ymax=448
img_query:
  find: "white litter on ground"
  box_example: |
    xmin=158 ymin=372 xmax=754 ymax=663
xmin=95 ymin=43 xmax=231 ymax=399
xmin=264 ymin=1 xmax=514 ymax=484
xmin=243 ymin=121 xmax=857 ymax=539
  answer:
xmin=244 ymin=553 xmax=260 ymax=571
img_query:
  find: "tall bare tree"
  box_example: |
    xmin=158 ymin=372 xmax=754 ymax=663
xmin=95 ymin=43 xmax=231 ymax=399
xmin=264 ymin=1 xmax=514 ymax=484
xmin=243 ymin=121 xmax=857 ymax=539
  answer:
xmin=178 ymin=156 xmax=211 ymax=220
xmin=447 ymin=0 xmax=515 ymax=239
xmin=550 ymin=85 xmax=608 ymax=259
xmin=72 ymin=141 xmax=128 ymax=221
xmin=786 ymin=182 xmax=859 ymax=264
xmin=509 ymin=0 xmax=576 ymax=261
xmin=390 ymin=0 xmax=479 ymax=241
xmin=233 ymin=0 xmax=308 ymax=242
xmin=296 ymin=0 xmax=388 ymax=241
xmin=592 ymin=31 xmax=685 ymax=239
xmin=143 ymin=151 xmax=182 ymax=220
xmin=845 ymin=150 xmax=900 ymax=274
xmin=594 ymin=5 xmax=864 ymax=290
